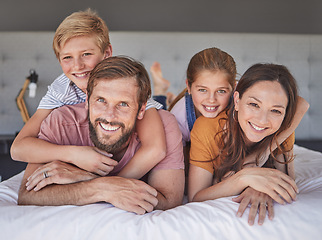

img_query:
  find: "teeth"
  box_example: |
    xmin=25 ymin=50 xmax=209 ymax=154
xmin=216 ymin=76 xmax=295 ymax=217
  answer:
xmin=250 ymin=123 xmax=265 ymax=131
xmin=74 ymin=72 xmax=88 ymax=77
xmin=99 ymin=122 xmax=120 ymax=131
xmin=205 ymin=106 xmax=217 ymax=111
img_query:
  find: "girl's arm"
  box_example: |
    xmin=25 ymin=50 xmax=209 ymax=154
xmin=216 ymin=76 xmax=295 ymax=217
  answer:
xmin=188 ymin=164 xmax=298 ymax=205
xmin=243 ymin=96 xmax=309 ymax=168
xmin=11 ymin=109 xmax=117 ymax=176
xmin=118 ymin=108 xmax=167 ymax=179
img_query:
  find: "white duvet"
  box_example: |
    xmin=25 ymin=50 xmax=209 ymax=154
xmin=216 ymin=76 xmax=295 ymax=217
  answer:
xmin=1 ymin=145 xmax=321 ymax=240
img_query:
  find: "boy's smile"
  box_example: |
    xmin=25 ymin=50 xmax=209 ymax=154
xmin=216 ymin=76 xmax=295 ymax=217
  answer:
xmin=59 ymin=35 xmax=111 ymax=93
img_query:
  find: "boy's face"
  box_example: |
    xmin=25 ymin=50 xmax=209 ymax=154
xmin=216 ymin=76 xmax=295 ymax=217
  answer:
xmin=59 ymin=35 xmax=112 ymax=93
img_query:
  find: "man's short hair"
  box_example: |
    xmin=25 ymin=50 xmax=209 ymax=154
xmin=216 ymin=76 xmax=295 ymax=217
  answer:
xmin=53 ymin=9 xmax=110 ymax=59
xmin=87 ymin=56 xmax=151 ymax=109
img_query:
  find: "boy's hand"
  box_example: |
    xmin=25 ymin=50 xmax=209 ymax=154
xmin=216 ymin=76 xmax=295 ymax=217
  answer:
xmin=233 ymin=187 xmax=274 ymax=226
xmin=69 ymin=146 xmax=118 ymax=176
xmin=26 ymin=160 xmax=98 ymax=191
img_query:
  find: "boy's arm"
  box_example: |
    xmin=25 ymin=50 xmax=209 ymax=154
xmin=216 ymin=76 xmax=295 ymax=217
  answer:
xmin=11 ymin=108 xmax=117 ymax=176
xmin=118 ymin=108 xmax=167 ymax=179
xmin=274 ymin=149 xmax=295 ymax=180
xmin=11 ymin=108 xmax=54 ymax=162
xmin=243 ymin=96 xmax=309 ymax=168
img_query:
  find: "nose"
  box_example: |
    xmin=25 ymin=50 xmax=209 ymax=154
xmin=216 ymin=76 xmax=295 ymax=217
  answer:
xmin=257 ymin=111 xmax=268 ymax=124
xmin=73 ymin=57 xmax=85 ymax=70
xmin=102 ymin=105 xmax=117 ymax=122
xmin=208 ymin=92 xmax=217 ymax=102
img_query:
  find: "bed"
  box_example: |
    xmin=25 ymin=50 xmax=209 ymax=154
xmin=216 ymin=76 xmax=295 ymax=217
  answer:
xmin=0 ymin=145 xmax=321 ymax=240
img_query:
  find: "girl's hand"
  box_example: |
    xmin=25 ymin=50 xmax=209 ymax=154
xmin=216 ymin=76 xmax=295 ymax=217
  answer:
xmin=233 ymin=187 xmax=274 ymax=226
xmin=239 ymin=168 xmax=298 ymax=205
xmin=26 ymin=161 xmax=98 ymax=191
xmin=68 ymin=146 xmax=118 ymax=176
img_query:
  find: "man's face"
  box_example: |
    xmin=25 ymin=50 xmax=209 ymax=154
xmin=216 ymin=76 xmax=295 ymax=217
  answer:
xmin=87 ymin=77 xmax=145 ymax=153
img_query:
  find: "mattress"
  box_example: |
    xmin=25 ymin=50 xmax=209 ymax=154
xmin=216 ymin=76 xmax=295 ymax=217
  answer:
xmin=0 ymin=145 xmax=321 ymax=240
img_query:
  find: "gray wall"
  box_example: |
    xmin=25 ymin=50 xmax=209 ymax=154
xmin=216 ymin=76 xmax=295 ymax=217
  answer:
xmin=1 ymin=0 xmax=322 ymax=34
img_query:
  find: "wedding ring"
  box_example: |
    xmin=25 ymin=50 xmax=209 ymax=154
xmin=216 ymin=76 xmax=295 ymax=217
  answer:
xmin=43 ymin=171 xmax=49 ymax=179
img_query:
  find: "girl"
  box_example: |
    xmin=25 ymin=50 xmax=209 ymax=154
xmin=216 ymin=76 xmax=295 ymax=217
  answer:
xmin=151 ymin=48 xmax=237 ymax=174
xmin=189 ymin=63 xmax=309 ymax=225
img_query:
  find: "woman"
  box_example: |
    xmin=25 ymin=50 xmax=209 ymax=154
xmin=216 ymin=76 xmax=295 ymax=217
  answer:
xmin=188 ymin=63 xmax=309 ymax=225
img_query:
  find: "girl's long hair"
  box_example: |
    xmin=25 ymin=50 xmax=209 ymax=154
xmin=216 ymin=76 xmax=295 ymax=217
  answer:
xmin=214 ymin=63 xmax=298 ymax=182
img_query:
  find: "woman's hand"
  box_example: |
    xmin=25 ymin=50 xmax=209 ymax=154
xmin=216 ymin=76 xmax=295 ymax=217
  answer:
xmin=26 ymin=160 xmax=99 ymax=191
xmin=68 ymin=146 xmax=118 ymax=176
xmin=232 ymin=187 xmax=274 ymax=226
xmin=238 ymin=167 xmax=298 ymax=205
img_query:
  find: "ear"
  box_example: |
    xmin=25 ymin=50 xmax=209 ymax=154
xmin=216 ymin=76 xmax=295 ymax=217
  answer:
xmin=137 ymin=103 xmax=147 ymax=120
xmin=186 ymin=79 xmax=191 ymax=94
xmin=104 ymin=44 xmax=113 ymax=59
xmin=233 ymin=91 xmax=240 ymax=111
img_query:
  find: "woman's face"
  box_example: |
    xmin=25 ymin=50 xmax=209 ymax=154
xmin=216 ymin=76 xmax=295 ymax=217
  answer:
xmin=188 ymin=70 xmax=233 ymax=118
xmin=234 ymin=80 xmax=288 ymax=145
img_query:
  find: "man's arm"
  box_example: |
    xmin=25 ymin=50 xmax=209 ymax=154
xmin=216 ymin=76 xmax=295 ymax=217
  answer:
xmin=18 ymin=163 xmax=102 ymax=206
xmin=18 ymin=162 xmax=158 ymax=214
xmin=148 ymin=168 xmax=185 ymax=210
xmin=144 ymin=110 xmax=185 ymax=210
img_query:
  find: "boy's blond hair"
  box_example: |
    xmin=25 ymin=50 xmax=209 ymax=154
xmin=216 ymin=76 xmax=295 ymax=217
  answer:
xmin=53 ymin=9 xmax=110 ymax=59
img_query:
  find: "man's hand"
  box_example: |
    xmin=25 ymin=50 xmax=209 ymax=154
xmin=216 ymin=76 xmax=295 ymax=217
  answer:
xmin=68 ymin=146 xmax=118 ymax=176
xmin=98 ymin=177 xmax=159 ymax=215
xmin=233 ymin=187 xmax=274 ymax=226
xmin=26 ymin=160 xmax=98 ymax=191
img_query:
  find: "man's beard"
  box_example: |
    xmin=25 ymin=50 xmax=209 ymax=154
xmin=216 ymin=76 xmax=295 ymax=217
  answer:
xmin=89 ymin=118 xmax=136 ymax=154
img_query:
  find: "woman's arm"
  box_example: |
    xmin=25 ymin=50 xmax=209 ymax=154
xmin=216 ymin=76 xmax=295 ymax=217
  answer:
xmin=188 ymin=164 xmax=298 ymax=204
xmin=118 ymin=108 xmax=167 ymax=179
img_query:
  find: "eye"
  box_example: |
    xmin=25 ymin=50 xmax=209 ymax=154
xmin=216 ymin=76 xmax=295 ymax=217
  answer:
xmin=83 ymin=52 xmax=92 ymax=57
xmin=271 ymin=109 xmax=282 ymax=115
xmin=97 ymin=98 xmax=105 ymax=103
xmin=249 ymin=102 xmax=259 ymax=108
xmin=198 ymin=88 xmax=207 ymax=93
xmin=217 ymin=89 xmax=227 ymax=94
xmin=119 ymin=102 xmax=129 ymax=107
xmin=61 ymin=56 xmax=71 ymax=61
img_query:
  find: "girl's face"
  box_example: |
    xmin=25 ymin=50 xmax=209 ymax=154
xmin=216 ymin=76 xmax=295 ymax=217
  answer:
xmin=187 ymin=70 xmax=233 ymax=118
xmin=234 ymin=80 xmax=288 ymax=145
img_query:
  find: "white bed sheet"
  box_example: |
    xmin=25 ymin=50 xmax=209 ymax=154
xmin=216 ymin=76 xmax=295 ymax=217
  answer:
xmin=1 ymin=145 xmax=321 ymax=240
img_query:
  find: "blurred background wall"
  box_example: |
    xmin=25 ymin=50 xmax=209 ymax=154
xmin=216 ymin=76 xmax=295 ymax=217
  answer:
xmin=1 ymin=0 xmax=321 ymax=33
